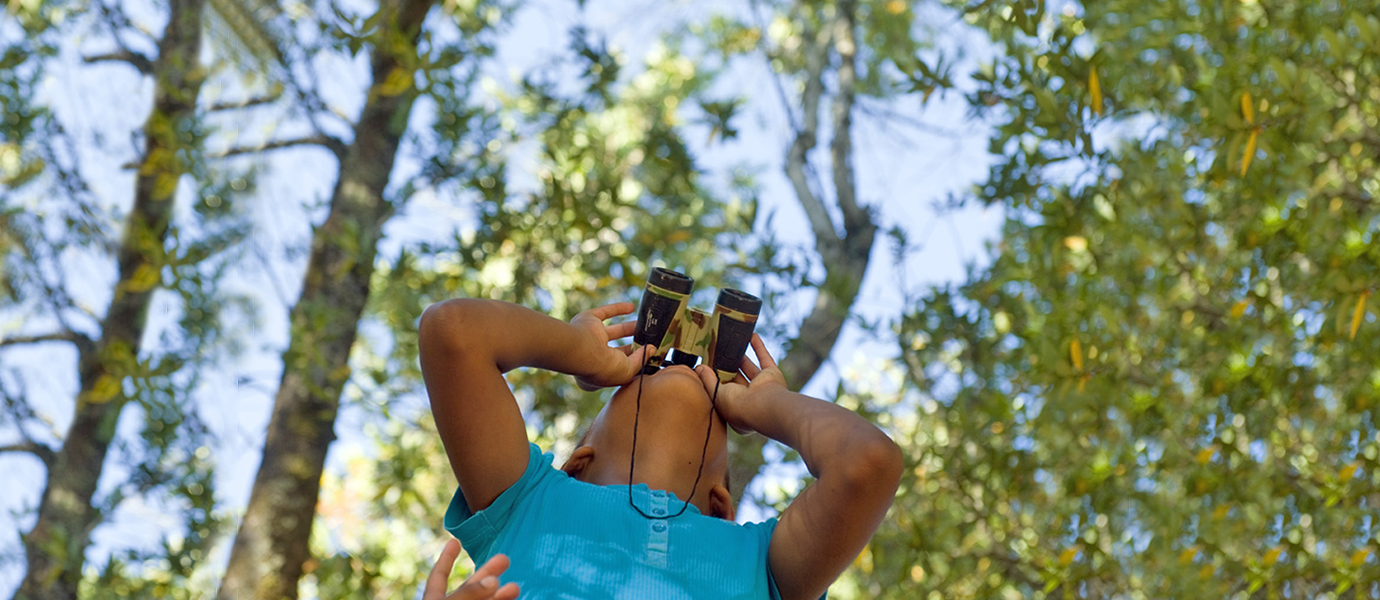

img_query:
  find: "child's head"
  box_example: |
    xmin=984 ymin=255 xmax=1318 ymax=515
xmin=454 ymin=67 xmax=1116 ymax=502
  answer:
xmin=560 ymin=363 xmax=735 ymax=520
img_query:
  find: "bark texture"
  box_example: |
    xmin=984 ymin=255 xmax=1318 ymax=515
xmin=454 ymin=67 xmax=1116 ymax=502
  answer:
xmin=17 ymin=1 xmax=208 ymax=598
xmin=731 ymin=0 xmax=877 ymax=508
xmin=214 ymin=1 xmax=434 ymax=598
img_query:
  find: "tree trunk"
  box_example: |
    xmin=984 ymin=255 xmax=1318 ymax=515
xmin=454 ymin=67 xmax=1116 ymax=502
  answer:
xmin=731 ymin=0 xmax=876 ymax=509
xmin=16 ymin=1 xmax=208 ymax=598
xmin=214 ymin=1 xmax=434 ymax=598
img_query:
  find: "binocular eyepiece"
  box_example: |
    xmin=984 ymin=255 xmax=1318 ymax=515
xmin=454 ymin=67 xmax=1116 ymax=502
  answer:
xmin=633 ymin=267 xmax=762 ymax=383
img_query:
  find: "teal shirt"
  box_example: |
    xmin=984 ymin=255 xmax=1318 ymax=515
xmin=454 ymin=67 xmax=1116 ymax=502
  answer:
xmin=444 ymin=443 xmax=787 ymax=599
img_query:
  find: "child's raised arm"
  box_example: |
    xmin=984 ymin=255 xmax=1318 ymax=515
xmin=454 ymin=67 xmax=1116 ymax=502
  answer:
xmin=696 ymin=335 xmax=903 ymax=600
xmin=419 ymin=299 xmax=648 ymax=511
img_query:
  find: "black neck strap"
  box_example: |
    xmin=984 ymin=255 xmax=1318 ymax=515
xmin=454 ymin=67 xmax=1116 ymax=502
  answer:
xmin=627 ymin=348 xmax=720 ymax=520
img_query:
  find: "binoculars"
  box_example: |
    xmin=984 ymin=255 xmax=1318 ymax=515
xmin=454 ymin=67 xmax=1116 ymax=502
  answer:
xmin=633 ymin=267 xmax=763 ymax=383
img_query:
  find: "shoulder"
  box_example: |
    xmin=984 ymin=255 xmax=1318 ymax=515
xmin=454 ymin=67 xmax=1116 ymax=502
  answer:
xmin=444 ymin=443 xmax=560 ymax=534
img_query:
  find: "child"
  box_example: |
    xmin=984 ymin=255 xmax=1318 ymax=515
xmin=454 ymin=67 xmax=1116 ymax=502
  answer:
xmin=419 ymin=298 xmax=902 ymax=599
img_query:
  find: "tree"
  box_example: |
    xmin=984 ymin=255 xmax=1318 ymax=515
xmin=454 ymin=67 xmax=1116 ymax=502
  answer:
xmin=2 ymin=1 xmax=248 ymax=600
xmin=297 ymin=26 xmax=763 ymax=595
xmin=213 ymin=0 xmax=513 ymax=598
xmin=857 ymin=0 xmax=1380 ymax=597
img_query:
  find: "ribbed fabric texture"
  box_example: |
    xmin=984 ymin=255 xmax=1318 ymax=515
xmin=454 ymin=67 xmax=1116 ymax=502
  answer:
xmin=444 ymin=443 xmax=786 ymax=599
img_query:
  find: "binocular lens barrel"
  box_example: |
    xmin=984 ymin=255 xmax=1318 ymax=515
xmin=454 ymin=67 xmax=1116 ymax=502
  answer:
xmin=634 ymin=268 xmax=693 ymax=371
xmin=710 ymin=289 xmax=762 ymax=380
xmin=632 ymin=268 xmax=762 ymax=382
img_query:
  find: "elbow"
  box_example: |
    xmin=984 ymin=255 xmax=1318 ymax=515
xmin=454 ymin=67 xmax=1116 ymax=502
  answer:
xmin=419 ymin=299 xmax=475 ymax=355
xmin=840 ymin=434 xmax=904 ymax=496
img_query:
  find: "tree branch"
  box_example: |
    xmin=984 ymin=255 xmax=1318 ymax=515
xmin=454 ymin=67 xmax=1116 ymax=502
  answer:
xmin=208 ymin=92 xmax=283 ymax=113
xmin=0 ymin=330 xmax=85 ymax=348
xmin=831 ymin=0 xmax=866 ymax=236
xmin=784 ymin=23 xmax=841 ymax=253
xmin=0 ymin=442 xmax=56 ymax=467
xmin=855 ymin=97 xmax=967 ymax=138
xmin=210 ymin=135 xmax=346 ymax=160
xmin=749 ymin=0 xmax=800 ymax=132
xmin=731 ymin=1 xmax=880 ymax=511
xmin=82 ymin=51 xmax=154 ymax=75
xmin=778 ymin=0 xmax=877 ymax=391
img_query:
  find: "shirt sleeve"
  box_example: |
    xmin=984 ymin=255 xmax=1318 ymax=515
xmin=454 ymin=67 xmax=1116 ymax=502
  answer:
xmin=443 ymin=442 xmax=551 ymax=562
xmin=751 ymin=517 xmax=829 ymax=600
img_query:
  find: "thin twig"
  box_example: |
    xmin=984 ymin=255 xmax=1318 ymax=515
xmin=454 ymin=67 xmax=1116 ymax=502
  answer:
xmin=210 ymin=135 xmax=345 ymax=160
xmin=855 ymin=97 xmax=967 ymax=138
xmin=0 ymin=331 xmax=81 ymax=348
xmin=0 ymin=441 xmax=56 ymax=466
xmin=82 ymin=51 xmax=154 ymax=74
xmin=208 ymin=93 xmax=283 ymax=112
xmin=748 ymin=0 xmax=800 ymax=132
xmin=0 ymin=377 xmax=57 ymax=467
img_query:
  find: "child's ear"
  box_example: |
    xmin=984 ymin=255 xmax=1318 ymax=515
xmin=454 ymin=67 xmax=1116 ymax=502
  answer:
xmin=560 ymin=446 xmax=596 ymax=479
xmin=708 ymin=484 xmax=735 ymax=521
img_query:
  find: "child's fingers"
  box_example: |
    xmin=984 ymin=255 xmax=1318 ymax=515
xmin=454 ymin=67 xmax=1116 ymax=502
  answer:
xmin=444 ymin=554 xmax=513 ymax=600
xmin=749 ymin=334 xmax=777 ymax=370
xmin=695 ymin=365 xmax=718 ymax=391
xmin=493 ymin=582 xmax=521 ymax=600
xmin=615 ymin=342 xmax=652 ymax=356
xmin=697 ymin=364 xmax=748 ymax=390
xmin=423 ymin=539 xmax=462 ymax=600
xmin=738 ymin=354 xmax=761 ymax=380
xmin=472 ymin=554 xmax=512 ymax=582
xmin=448 ymin=577 xmax=499 ymax=600
xmin=587 ymin=302 xmax=636 ymax=321
xmin=629 ymin=344 xmax=654 ymax=372
xmin=606 ymin=320 xmax=636 ymax=340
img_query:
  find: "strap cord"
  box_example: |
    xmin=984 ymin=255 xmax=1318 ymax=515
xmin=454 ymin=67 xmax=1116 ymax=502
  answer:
xmin=627 ymin=347 xmax=720 ymax=520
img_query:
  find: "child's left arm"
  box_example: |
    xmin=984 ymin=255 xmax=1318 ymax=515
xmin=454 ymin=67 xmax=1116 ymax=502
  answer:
xmin=696 ymin=335 xmax=903 ymax=600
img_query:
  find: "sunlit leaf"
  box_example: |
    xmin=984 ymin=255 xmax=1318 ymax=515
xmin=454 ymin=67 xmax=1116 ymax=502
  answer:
xmin=1240 ymin=128 xmax=1258 ymax=176
xmin=1089 ymin=68 xmax=1102 ymax=116
xmin=1229 ymin=300 xmax=1249 ymax=319
xmin=1352 ymin=549 xmax=1371 ymax=568
xmin=1179 ymin=547 xmax=1198 ymax=565
xmin=1058 ymin=548 xmax=1078 ymax=566
xmin=1350 ymin=291 xmax=1369 ymax=340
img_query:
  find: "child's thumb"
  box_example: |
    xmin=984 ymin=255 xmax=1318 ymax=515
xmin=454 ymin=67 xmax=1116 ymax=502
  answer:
xmin=631 ymin=345 xmax=655 ymax=370
xmin=695 ymin=365 xmax=720 ymax=391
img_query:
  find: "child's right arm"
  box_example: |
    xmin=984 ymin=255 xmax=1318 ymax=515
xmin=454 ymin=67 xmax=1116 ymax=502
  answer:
xmin=419 ymin=299 xmax=647 ymax=511
xmin=696 ymin=335 xmax=904 ymax=600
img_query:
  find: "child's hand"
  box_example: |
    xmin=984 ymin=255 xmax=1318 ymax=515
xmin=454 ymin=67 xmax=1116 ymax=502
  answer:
xmin=424 ymin=539 xmax=521 ymax=600
xmin=569 ymin=302 xmax=654 ymax=391
xmin=695 ymin=334 xmax=786 ymax=436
